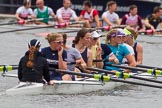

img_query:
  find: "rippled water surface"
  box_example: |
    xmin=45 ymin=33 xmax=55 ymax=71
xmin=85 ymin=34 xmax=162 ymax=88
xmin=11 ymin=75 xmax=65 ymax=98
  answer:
xmin=0 ymin=22 xmax=162 ymax=108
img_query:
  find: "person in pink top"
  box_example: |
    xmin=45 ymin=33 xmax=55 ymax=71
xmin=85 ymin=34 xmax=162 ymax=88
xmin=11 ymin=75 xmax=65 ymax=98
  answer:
xmin=121 ymin=5 xmax=143 ymax=31
xmin=79 ymin=0 xmax=100 ymax=28
xmin=15 ymin=0 xmax=33 ymax=24
xmin=56 ymin=0 xmax=78 ymax=23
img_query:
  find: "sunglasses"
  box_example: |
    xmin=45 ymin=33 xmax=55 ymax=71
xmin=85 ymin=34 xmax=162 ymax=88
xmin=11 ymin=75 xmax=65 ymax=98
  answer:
xmin=53 ymin=41 xmax=64 ymax=44
xmin=112 ymin=35 xmax=123 ymax=38
xmin=92 ymin=37 xmax=99 ymax=40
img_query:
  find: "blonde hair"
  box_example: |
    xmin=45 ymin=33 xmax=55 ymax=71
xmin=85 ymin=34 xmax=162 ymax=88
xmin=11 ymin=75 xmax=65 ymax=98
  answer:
xmin=45 ymin=33 xmax=62 ymax=43
xmin=105 ymin=29 xmax=118 ymax=44
xmin=125 ymin=27 xmax=138 ymax=40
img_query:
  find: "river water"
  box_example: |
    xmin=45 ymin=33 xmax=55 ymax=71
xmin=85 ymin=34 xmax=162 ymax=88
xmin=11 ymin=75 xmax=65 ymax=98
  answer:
xmin=0 ymin=22 xmax=162 ymax=108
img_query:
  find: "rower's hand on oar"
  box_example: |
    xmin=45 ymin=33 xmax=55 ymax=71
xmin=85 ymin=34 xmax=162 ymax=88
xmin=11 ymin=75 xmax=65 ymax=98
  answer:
xmin=48 ymin=80 xmax=55 ymax=85
xmin=18 ymin=20 xmax=27 ymax=25
xmin=76 ymin=59 xmax=87 ymax=71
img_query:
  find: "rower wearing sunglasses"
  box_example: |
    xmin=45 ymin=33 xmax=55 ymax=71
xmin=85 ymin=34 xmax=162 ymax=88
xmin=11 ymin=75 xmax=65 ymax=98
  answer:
xmin=88 ymin=30 xmax=119 ymax=69
xmin=105 ymin=29 xmax=136 ymax=71
xmin=124 ymin=27 xmax=143 ymax=65
xmin=41 ymin=33 xmax=72 ymax=81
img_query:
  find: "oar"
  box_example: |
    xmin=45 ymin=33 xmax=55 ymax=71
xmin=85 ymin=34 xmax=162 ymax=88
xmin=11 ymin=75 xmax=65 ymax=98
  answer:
xmin=86 ymin=67 xmax=162 ymax=84
xmin=0 ymin=21 xmax=85 ymax=34
xmin=105 ymin=64 xmax=162 ymax=76
xmin=55 ymin=69 xmax=162 ymax=89
xmin=0 ymin=18 xmax=54 ymax=26
xmin=0 ymin=65 xmax=18 ymax=72
xmin=136 ymin=64 xmax=162 ymax=70
xmin=139 ymin=29 xmax=162 ymax=35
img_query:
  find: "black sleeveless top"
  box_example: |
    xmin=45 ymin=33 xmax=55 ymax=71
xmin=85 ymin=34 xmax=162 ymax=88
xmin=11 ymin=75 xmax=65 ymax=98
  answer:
xmin=72 ymin=44 xmax=88 ymax=64
xmin=133 ymin=42 xmax=137 ymax=61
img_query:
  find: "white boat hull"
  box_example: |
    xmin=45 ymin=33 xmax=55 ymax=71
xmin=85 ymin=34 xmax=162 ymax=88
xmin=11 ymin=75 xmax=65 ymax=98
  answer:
xmin=6 ymin=79 xmax=122 ymax=95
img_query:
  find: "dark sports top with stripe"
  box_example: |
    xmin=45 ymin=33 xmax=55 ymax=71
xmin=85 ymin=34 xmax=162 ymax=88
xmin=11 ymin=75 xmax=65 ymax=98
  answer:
xmin=146 ymin=14 xmax=162 ymax=29
xmin=41 ymin=47 xmax=67 ymax=77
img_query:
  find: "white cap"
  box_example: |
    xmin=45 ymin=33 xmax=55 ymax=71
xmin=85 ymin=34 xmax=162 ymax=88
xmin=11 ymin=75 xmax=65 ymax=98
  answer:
xmin=90 ymin=31 xmax=101 ymax=38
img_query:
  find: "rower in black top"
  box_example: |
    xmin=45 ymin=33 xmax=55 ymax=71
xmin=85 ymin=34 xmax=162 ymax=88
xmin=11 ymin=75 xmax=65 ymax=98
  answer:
xmin=18 ymin=39 xmax=51 ymax=84
xmin=144 ymin=6 xmax=162 ymax=32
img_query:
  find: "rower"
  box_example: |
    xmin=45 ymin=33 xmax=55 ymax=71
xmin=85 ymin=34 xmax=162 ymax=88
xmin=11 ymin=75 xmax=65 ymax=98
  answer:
xmin=15 ymin=0 xmax=33 ymax=24
xmin=62 ymin=33 xmax=87 ymax=80
xmin=78 ymin=0 xmax=100 ymax=28
xmin=105 ymin=29 xmax=136 ymax=71
xmin=41 ymin=33 xmax=72 ymax=81
xmin=32 ymin=0 xmax=57 ymax=25
xmin=124 ymin=27 xmax=143 ymax=64
xmin=144 ymin=6 xmax=162 ymax=32
xmin=118 ymin=28 xmax=135 ymax=65
xmin=72 ymin=28 xmax=93 ymax=73
xmin=56 ymin=0 xmax=78 ymax=23
xmin=121 ymin=4 xmax=143 ymax=31
xmin=18 ymin=39 xmax=52 ymax=84
xmin=88 ymin=30 xmax=119 ymax=68
xmin=102 ymin=1 xmax=120 ymax=27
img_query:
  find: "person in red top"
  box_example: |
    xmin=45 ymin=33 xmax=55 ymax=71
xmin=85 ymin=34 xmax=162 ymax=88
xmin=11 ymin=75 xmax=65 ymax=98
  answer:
xmin=79 ymin=0 xmax=100 ymax=28
xmin=121 ymin=5 xmax=143 ymax=31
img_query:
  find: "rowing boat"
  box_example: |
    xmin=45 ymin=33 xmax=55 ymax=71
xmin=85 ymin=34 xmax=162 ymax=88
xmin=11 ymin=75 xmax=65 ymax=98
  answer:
xmin=5 ymin=71 xmax=154 ymax=96
xmin=5 ymin=78 xmax=122 ymax=95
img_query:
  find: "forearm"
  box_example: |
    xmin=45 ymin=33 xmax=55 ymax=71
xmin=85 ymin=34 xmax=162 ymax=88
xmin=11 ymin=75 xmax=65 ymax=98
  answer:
xmin=96 ymin=55 xmax=103 ymax=68
xmin=58 ymin=55 xmax=67 ymax=70
xmin=15 ymin=14 xmax=22 ymax=21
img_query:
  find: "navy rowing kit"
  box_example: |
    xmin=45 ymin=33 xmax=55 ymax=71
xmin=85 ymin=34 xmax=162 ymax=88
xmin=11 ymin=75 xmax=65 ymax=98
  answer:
xmin=41 ymin=47 xmax=67 ymax=80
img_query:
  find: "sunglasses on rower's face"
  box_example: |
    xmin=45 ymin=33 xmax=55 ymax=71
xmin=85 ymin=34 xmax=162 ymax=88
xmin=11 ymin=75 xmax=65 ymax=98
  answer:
xmin=53 ymin=41 xmax=64 ymax=44
xmin=92 ymin=37 xmax=99 ymax=40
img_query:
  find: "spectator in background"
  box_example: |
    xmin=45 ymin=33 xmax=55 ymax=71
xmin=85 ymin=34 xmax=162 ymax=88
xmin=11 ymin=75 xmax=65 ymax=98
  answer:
xmin=79 ymin=0 xmax=100 ymax=28
xmin=121 ymin=5 xmax=143 ymax=31
xmin=102 ymin=1 xmax=120 ymax=27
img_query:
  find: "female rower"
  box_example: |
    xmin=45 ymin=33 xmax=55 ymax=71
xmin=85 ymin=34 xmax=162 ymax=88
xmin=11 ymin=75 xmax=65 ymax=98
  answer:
xmin=15 ymin=0 xmax=33 ymax=24
xmin=118 ymin=28 xmax=135 ymax=65
xmin=18 ymin=39 xmax=51 ymax=84
xmin=72 ymin=28 xmax=93 ymax=73
xmin=62 ymin=33 xmax=87 ymax=80
xmin=105 ymin=29 xmax=136 ymax=71
xmin=41 ymin=33 xmax=72 ymax=81
xmin=88 ymin=30 xmax=119 ymax=69
xmin=124 ymin=27 xmax=143 ymax=64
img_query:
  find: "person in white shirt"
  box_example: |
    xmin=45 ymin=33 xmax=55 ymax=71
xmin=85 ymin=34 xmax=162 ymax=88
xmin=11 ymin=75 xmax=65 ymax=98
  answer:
xmin=15 ymin=0 xmax=33 ymax=24
xmin=32 ymin=0 xmax=57 ymax=25
xmin=56 ymin=0 xmax=78 ymax=23
xmin=102 ymin=1 xmax=120 ymax=27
